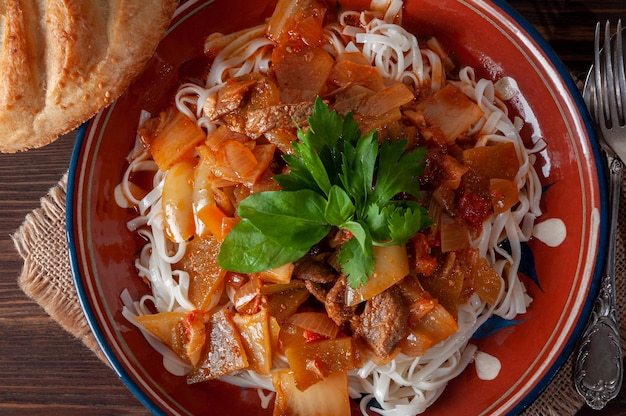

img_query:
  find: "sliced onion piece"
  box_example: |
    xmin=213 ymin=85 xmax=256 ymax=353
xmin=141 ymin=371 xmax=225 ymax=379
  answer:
xmin=287 ymin=312 xmax=340 ymax=339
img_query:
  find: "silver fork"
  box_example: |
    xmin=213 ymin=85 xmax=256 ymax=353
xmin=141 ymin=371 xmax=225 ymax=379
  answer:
xmin=574 ymin=20 xmax=624 ymax=410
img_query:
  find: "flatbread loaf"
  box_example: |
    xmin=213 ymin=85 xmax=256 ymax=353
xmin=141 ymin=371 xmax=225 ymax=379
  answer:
xmin=0 ymin=0 xmax=178 ymax=152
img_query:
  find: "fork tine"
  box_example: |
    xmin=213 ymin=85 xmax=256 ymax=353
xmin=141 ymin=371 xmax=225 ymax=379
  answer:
xmin=603 ymin=21 xmax=619 ymax=130
xmin=614 ymin=19 xmax=625 ymax=124
xmin=593 ymin=22 xmax=605 ymax=129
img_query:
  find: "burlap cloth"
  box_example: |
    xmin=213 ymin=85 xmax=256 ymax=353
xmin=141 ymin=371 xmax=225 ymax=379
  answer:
xmin=11 ymin=171 xmax=626 ymax=415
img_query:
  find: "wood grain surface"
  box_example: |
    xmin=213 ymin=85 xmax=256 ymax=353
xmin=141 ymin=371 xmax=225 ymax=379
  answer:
xmin=0 ymin=1 xmax=624 ymax=415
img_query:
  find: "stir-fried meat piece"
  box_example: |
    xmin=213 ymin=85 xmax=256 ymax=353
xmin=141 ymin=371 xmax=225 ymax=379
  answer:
xmin=293 ymin=257 xmax=338 ymax=304
xmin=325 ymin=275 xmax=358 ymax=331
xmin=203 ymin=78 xmax=258 ymax=121
xmin=324 ymin=269 xmax=410 ymax=359
xmin=293 ymin=257 xmax=338 ymax=284
xmin=303 ymin=280 xmax=329 ymax=303
xmin=356 ymin=286 xmax=408 ymax=359
xmin=245 ymin=102 xmax=313 ymax=138
xmin=202 ymin=72 xmax=314 ymax=139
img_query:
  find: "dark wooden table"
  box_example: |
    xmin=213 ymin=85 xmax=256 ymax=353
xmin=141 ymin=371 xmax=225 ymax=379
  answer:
xmin=1 ymin=1 xmax=625 ymax=415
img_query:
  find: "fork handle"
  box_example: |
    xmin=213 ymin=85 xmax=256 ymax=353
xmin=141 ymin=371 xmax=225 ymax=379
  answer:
xmin=574 ymin=154 xmax=624 ymax=410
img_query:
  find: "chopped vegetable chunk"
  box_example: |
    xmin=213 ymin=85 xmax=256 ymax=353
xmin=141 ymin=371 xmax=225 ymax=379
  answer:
xmin=271 ymin=370 xmax=351 ymax=416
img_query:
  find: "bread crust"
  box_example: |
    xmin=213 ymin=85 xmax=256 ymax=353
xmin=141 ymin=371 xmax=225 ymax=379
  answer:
xmin=0 ymin=0 xmax=178 ymax=152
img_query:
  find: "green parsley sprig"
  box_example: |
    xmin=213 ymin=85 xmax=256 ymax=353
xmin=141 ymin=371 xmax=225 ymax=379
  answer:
xmin=217 ymin=98 xmax=432 ymax=288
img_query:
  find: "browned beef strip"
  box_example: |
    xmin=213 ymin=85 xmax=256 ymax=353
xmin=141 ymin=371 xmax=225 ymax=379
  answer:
xmin=203 ymin=78 xmax=257 ymax=121
xmin=245 ymin=102 xmax=313 ymax=138
xmin=325 ymin=275 xmax=358 ymax=331
xmin=293 ymin=258 xmax=338 ymax=284
xmin=303 ymin=280 xmax=329 ymax=303
xmin=356 ymin=286 xmax=408 ymax=359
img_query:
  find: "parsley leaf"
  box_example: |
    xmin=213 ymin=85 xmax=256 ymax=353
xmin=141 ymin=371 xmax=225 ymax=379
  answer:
xmin=339 ymin=130 xmax=377 ymax=215
xmin=373 ymin=139 xmax=427 ymax=203
xmin=291 ymin=140 xmax=332 ymax=195
xmin=372 ymin=201 xmax=433 ymax=246
xmin=338 ymin=236 xmax=373 ymax=288
xmin=218 ymin=98 xmax=431 ymax=288
xmin=278 ymin=152 xmax=321 ymax=193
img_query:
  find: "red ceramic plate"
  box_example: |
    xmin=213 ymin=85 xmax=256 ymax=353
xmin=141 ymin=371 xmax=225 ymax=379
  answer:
xmin=68 ymin=0 xmax=606 ymax=415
